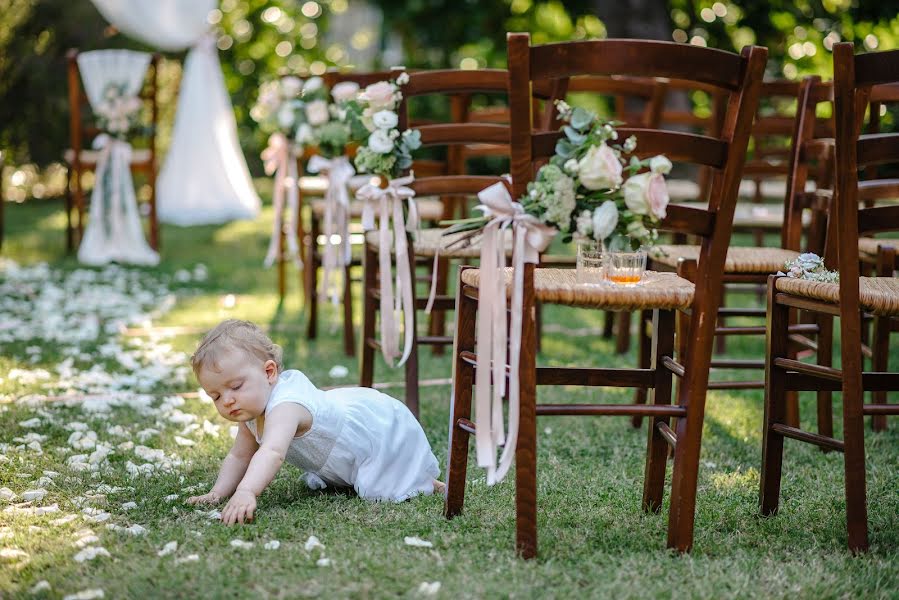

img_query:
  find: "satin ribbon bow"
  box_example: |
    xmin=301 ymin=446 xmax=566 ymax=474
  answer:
xmin=307 ymin=155 xmax=355 ymax=304
xmin=355 ymin=173 xmax=419 ymax=366
xmin=92 ymin=133 xmax=132 ymax=239
xmin=262 ymin=132 xmax=302 ymax=269
xmin=473 ymin=182 xmax=556 ymax=485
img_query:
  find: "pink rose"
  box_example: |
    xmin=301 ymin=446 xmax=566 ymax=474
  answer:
xmin=362 ymin=81 xmax=397 ymax=112
xmin=331 ymin=81 xmax=360 ymax=104
xmin=647 ymin=173 xmax=669 ymax=220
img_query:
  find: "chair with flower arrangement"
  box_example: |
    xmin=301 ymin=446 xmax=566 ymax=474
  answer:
xmin=759 ymin=42 xmax=899 ymax=552
xmin=443 ymin=33 xmax=767 ymax=557
xmin=355 ymin=68 xmax=529 ymax=418
xmin=64 ymin=48 xmax=160 ymax=257
xmin=299 ymin=70 xmax=451 ymax=357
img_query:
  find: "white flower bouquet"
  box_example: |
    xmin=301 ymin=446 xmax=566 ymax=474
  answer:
xmin=95 ymin=83 xmax=143 ymax=139
xmin=343 ymin=73 xmax=422 ymax=178
xmin=445 ymin=101 xmax=671 ymax=251
xmin=779 ymin=253 xmax=839 ymax=283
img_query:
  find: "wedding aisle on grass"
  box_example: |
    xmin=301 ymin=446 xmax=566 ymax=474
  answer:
xmin=1 ymin=199 xmax=898 ymax=599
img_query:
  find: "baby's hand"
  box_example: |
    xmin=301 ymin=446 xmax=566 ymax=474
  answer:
xmin=221 ymin=489 xmax=256 ymax=525
xmin=187 ymin=491 xmax=222 ymax=505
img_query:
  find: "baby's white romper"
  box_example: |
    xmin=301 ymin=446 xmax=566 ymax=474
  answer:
xmin=246 ymin=370 xmax=439 ymax=502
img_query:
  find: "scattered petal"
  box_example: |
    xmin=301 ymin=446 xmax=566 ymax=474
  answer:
xmin=264 ymin=540 xmax=280 ymax=550
xmin=404 ymin=536 xmax=433 ymax=548
xmin=157 ymin=541 xmax=178 ymax=557
xmin=50 ymin=514 xmax=79 ymax=526
xmin=73 ymin=546 xmax=110 ymax=562
xmin=19 ymin=418 xmax=41 ymax=428
xmin=121 ymin=502 xmax=137 ymax=510
xmin=230 ymin=539 xmax=254 ymax=549
xmin=328 ymin=365 xmax=349 ymax=378
xmin=417 ymin=582 xmax=441 ymax=596
xmin=63 ymin=589 xmax=105 ymax=600
xmin=316 ymin=557 xmax=331 ymax=567
xmin=164 ymin=494 xmax=179 ymax=502
xmin=30 ymin=580 xmax=52 ymax=594
xmin=0 ymin=488 xmax=17 ymax=502
xmin=0 ymin=547 xmax=29 ymax=562
xmin=22 ymin=489 xmax=48 ymax=502
xmin=175 ymin=553 xmax=200 ymax=565
xmin=304 ymin=535 xmax=325 ymax=552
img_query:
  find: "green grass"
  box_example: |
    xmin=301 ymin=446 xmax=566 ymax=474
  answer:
xmin=1 ymin=195 xmax=898 ymax=599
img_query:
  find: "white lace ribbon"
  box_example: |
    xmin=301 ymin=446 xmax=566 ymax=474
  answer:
xmin=92 ymin=133 xmax=130 ymax=240
xmin=473 ymin=182 xmax=556 ymax=485
xmin=356 ymin=173 xmax=419 ymax=366
xmin=307 ymin=155 xmax=355 ymax=304
xmin=262 ymin=132 xmax=302 ymax=269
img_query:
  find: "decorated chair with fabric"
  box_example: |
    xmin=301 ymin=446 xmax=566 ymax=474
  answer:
xmin=64 ymin=48 xmax=160 ymax=266
xmin=759 ymin=42 xmax=899 ymax=552
xmin=443 ymin=33 xmax=766 ymax=557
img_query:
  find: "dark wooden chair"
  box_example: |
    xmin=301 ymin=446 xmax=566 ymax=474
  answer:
xmin=358 ymin=68 xmax=517 ymax=417
xmin=64 ymin=49 xmax=160 ymax=253
xmin=760 ymin=42 xmax=899 ymax=553
xmin=444 ymin=34 xmax=767 ymax=557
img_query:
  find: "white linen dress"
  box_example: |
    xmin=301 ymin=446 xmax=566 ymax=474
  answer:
xmin=245 ymin=370 xmax=439 ymax=502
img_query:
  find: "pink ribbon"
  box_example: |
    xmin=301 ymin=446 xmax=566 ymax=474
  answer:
xmin=307 ymin=155 xmax=355 ymax=304
xmin=262 ymin=133 xmax=302 ymax=269
xmin=356 ymin=173 xmax=418 ymax=366
xmin=473 ymin=182 xmax=556 ymax=485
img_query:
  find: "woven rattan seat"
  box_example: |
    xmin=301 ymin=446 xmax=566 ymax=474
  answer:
xmin=365 ymin=228 xmax=513 ymax=258
xmin=460 ymin=267 xmax=694 ymax=311
xmin=775 ymin=275 xmax=899 ymax=316
xmin=858 ymin=236 xmax=899 ymax=257
xmin=313 ymin=197 xmax=445 ymax=221
xmin=651 ymin=245 xmax=799 ymax=273
xmin=676 ymin=201 xmax=812 ymax=229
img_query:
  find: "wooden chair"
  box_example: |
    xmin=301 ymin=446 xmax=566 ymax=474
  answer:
xmin=444 ymin=34 xmax=766 ymax=556
xmin=358 ymin=68 xmax=517 ymax=417
xmin=64 ymin=49 xmax=160 ymax=253
xmin=759 ymin=42 xmax=899 ymax=552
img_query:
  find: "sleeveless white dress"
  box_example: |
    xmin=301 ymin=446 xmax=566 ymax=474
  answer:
xmin=245 ymin=370 xmax=439 ymax=502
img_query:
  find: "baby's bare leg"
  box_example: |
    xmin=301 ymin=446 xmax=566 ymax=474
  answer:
xmin=433 ymin=479 xmax=446 ymax=495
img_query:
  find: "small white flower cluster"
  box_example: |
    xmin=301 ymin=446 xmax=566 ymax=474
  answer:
xmin=95 ymin=83 xmax=141 ymax=137
xmin=779 ymin=253 xmax=839 ymax=283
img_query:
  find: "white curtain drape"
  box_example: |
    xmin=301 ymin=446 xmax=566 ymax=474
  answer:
xmin=90 ymin=0 xmax=261 ymax=226
xmin=77 ymin=50 xmax=160 ymax=266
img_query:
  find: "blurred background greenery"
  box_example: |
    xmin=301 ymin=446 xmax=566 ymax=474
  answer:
xmin=1 ymin=0 xmax=898 ymax=203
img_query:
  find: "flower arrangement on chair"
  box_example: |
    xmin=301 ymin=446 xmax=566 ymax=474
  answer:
xmin=343 ymin=73 xmax=423 ymax=366
xmin=95 ymin=83 xmax=143 ymax=139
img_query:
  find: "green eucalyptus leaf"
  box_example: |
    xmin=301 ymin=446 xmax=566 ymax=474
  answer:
xmin=569 ymin=107 xmax=593 ymax=130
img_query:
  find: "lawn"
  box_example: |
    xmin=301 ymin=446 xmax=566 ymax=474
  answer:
xmin=1 ymin=195 xmax=897 ymax=599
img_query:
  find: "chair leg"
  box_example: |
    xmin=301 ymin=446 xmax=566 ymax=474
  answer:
xmin=760 ymin=282 xmax=790 ymax=516
xmin=359 ymin=244 xmax=377 ymax=388
xmin=816 ymin=314 xmax=834 ymax=441
xmin=870 ymin=246 xmax=894 ymax=432
xmin=404 ymin=244 xmax=420 ymax=419
xmin=73 ymin=166 xmax=85 ymax=246
xmin=631 ymin=309 xmax=653 ymax=428
xmin=305 ymin=215 xmax=320 ymax=339
xmin=516 ymin=265 xmax=538 ymax=559
xmin=841 ymin=342 xmax=870 ymax=553
xmin=444 ymin=274 xmax=478 ymax=519
xmin=342 ymin=262 xmax=356 ymax=357
xmin=602 ymin=311 xmax=614 ymax=339
xmin=642 ymin=309 xmax=675 ymax=512
xmin=278 ymin=227 xmax=287 ymax=300
xmin=64 ymin=166 xmax=74 ymax=253
xmin=614 ymin=311 xmax=631 ymax=354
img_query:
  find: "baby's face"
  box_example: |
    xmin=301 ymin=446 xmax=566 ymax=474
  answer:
xmin=197 ymin=349 xmax=278 ymax=422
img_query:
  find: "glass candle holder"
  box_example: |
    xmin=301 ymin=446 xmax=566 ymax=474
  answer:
xmin=576 ymin=241 xmax=605 ymax=286
xmin=604 ymin=249 xmax=647 ymax=287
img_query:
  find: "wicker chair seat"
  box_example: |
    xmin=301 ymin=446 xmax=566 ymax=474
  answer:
xmin=365 ymin=228 xmax=513 ymax=258
xmin=460 ymin=267 xmax=694 ymax=311
xmin=858 ymin=237 xmax=899 ymax=257
xmin=775 ymin=276 xmax=899 ymax=317
xmin=651 ymin=245 xmax=799 ymax=274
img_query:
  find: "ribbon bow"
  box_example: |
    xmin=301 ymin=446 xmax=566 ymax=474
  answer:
xmin=262 ymin=132 xmax=302 ymax=269
xmin=308 ymin=155 xmax=355 ymax=304
xmin=473 ymin=182 xmax=556 ymax=485
xmin=355 ymin=173 xmax=419 ymax=366
xmin=92 ymin=133 xmax=132 ymax=240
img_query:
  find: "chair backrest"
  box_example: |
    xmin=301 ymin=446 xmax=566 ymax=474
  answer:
xmin=744 ymin=80 xmax=802 ymax=188
xmin=66 ymin=49 xmax=159 ymax=165
xmin=831 ymin=44 xmax=899 ymax=284
xmin=507 ymin=33 xmax=766 ymax=368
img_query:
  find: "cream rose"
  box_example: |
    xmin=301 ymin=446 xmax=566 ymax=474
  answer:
xmin=649 ymin=155 xmax=672 ymax=175
xmin=277 ymin=104 xmax=296 ymax=130
xmin=305 ymin=100 xmax=330 ymax=126
xmin=280 ymin=76 xmax=303 ymax=97
xmin=592 ymin=200 xmax=619 ymax=241
xmin=303 ymin=76 xmax=324 ymax=93
xmin=362 ymin=81 xmax=397 ymax=112
xmin=295 ymin=123 xmax=313 ymax=144
xmin=331 ymin=81 xmax=360 ymax=103
xmin=623 ymin=172 xmax=651 ymax=215
xmin=368 ymin=129 xmax=394 ymax=154
xmin=578 ymin=143 xmax=623 ymax=190
xmin=372 ymin=110 xmax=399 ymax=130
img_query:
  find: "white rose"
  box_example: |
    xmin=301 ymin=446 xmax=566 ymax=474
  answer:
xmin=564 ymin=158 xmax=579 ymax=175
xmin=305 ymin=100 xmax=330 ymax=126
xmin=372 ymin=110 xmax=399 ymax=130
xmin=277 ymin=104 xmax=296 ymax=130
xmin=649 ymin=155 xmax=672 ymax=175
xmin=280 ymin=76 xmax=303 ymax=97
xmin=295 ymin=123 xmax=313 ymax=144
xmin=578 ymin=143 xmax=623 ymax=190
xmin=623 ymin=173 xmax=652 ymax=215
xmin=592 ymin=201 xmax=619 ymax=241
xmin=331 ymin=81 xmax=360 ymax=103
xmin=395 ymin=72 xmax=410 ymax=85
xmin=303 ymin=76 xmax=324 ymax=93
xmin=368 ymin=129 xmax=394 ymax=154
xmin=575 ymin=210 xmax=593 ymax=238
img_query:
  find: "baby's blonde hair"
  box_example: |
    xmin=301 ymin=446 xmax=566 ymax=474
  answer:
xmin=191 ymin=319 xmax=283 ymax=376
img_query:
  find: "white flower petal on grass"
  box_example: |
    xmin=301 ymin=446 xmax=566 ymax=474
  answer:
xmin=22 ymin=489 xmax=47 ymax=502
xmin=36 ymin=503 xmax=59 ymax=515
xmin=316 ymin=557 xmax=332 ymax=567
xmin=63 ymin=589 xmax=105 ymax=600
xmin=73 ymin=534 xmax=100 ymax=548
xmin=164 ymin=494 xmax=179 ymax=503
xmin=417 ymin=582 xmax=441 ymax=596
xmin=82 ymin=508 xmax=111 ymax=523
xmin=157 ymin=541 xmax=178 ymax=557
xmin=264 ymin=540 xmax=280 ymax=550
xmin=73 ymin=546 xmax=110 ymax=562
xmin=121 ymin=501 xmax=137 ymax=510
xmin=0 ymin=547 xmax=29 ymax=562
xmin=328 ymin=365 xmax=349 ymax=378
xmin=304 ymin=535 xmax=325 ymax=552
xmin=202 ymin=420 xmax=220 ymax=436
xmin=30 ymin=580 xmax=52 ymax=594
xmin=206 ymin=509 xmax=222 ymax=520
xmin=18 ymin=417 xmax=41 ymax=428
xmin=230 ymin=539 xmax=254 ymax=549
xmin=0 ymin=488 xmax=17 ymax=502
xmin=175 ymin=554 xmax=200 ymax=565
xmin=173 ymin=436 xmax=195 ymax=447
xmin=403 ymin=536 xmax=433 ymax=548
xmin=50 ymin=514 xmax=79 ymax=526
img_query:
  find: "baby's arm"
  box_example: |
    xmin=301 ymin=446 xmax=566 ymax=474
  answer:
xmin=220 ymin=403 xmax=309 ymax=525
xmin=188 ymin=423 xmax=259 ymax=505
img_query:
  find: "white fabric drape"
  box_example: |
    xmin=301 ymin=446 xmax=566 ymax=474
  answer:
xmin=90 ymin=0 xmax=261 ymax=226
xmin=76 ymin=50 xmax=160 ymax=266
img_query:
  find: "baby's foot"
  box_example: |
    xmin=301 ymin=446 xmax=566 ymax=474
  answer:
xmin=432 ymin=480 xmax=446 ymax=495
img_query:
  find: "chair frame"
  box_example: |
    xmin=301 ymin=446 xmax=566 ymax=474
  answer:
xmin=64 ymin=48 xmax=160 ymax=253
xmin=759 ymin=42 xmax=899 ymax=552
xmin=444 ymin=34 xmax=767 ymax=557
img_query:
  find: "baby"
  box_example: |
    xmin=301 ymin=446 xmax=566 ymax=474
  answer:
xmin=187 ymin=319 xmax=442 ymax=524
